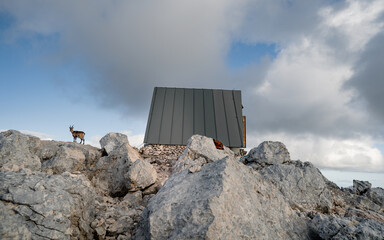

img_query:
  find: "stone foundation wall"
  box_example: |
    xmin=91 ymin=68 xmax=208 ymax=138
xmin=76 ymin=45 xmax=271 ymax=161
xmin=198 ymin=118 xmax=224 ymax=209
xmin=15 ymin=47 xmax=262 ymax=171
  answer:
xmin=139 ymin=144 xmax=186 ymax=185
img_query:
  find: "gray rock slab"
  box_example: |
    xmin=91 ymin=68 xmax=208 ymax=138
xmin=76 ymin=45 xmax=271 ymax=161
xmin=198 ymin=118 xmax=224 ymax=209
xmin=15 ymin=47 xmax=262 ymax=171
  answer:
xmin=0 ymin=201 xmax=32 ymax=239
xmin=125 ymin=159 xmax=157 ymax=191
xmin=309 ymin=214 xmax=384 ymax=240
xmin=243 ymin=141 xmax=290 ymax=166
xmin=100 ymin=133 xmax=129 ymax=154
xmin=172 ymin=135 xmax=234 ymax=174
xmin=367 ymin=187 xmax=384 ymax=208
xmin=259 ymin=160 xmax=333 ymax=213
xmin=0 ymin=171 xmax=96 ymax=239
xmin=137 ymin=157 xmax=308 ymax=240
xmin=41 ymin=142 xmax=102 ymax=175
xmin=0 ymin=130 xmax=41 ymax=171
xmin=344 ymin=207 xmax=384 ymax=223
xmin=353 ymin=180 xmax=372 ymax=195
xmin=93 ymin=143 xmax=144 ymax=196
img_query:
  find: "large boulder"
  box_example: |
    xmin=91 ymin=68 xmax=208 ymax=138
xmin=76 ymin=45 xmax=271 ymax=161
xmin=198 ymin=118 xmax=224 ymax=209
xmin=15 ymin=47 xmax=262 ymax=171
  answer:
xmin=367 ymin=187 xmax=384 ymax=209
xmin=0 ymin=130 xmax=41 ymax=171
xmin=260 ymin=160 xmax=333 ymax=213
xmin=353 ymin=180 xmax=372 ymax=195
xmin=172 ymin=135 xmax=234 ymax=174
xmin=137 ymin=157 xmax=308 ymax=239
xmin=242 ymin=141 xmax=290 ymax=167
xmin=41 ymin=142 xmax=102 ymax=175
xmin=92 ymin=140 xmax=155 ymax=196
xmin=0 ymin=170 xmax=96 ymax=239
xmin=125 ymin=159 xmax=157 ymax=191
xmin=99 ymin=133 xmax=129 ymax=155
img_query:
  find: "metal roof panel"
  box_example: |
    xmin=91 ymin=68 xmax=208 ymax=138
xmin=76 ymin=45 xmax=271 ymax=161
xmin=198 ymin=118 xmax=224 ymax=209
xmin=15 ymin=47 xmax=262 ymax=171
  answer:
xmin=144 ymin=87 xmax=244 ymax=147
xmin=170 ymin=88 xmax=184 ymax=144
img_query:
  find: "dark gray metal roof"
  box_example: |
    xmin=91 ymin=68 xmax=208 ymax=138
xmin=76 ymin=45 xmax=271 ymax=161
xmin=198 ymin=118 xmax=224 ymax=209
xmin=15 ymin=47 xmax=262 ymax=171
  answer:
xmin=144 ymin=87 xmax=244 ymax=147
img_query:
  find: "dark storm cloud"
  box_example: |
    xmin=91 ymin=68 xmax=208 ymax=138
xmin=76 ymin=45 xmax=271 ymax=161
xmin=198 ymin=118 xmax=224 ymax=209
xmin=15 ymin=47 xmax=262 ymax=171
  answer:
xmin=232 ymin=0 xmax=334 ymax=44
xmin=345 ymin=32 xmax=384 ymax=126
xmin=1 ymin=0 xmax=240 ymax=116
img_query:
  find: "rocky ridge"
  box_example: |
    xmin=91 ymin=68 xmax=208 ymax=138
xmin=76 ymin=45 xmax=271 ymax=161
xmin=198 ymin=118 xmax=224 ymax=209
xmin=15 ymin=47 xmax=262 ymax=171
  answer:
xmin=0 ymin=130 xmax=383 ymax=239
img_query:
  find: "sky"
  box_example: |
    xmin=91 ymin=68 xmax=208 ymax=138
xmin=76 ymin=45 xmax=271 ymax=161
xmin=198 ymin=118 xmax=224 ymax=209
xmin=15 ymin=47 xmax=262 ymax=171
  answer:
xmin=1 ymin=0 xmax=384 ymax=187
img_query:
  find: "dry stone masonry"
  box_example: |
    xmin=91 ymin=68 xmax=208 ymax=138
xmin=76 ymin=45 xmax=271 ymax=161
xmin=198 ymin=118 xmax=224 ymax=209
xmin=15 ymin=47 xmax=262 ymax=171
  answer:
xmin=139 ymin=144 xmax=186 ymax=185
xmin=0 ymin=130 xmax=383 ymax=239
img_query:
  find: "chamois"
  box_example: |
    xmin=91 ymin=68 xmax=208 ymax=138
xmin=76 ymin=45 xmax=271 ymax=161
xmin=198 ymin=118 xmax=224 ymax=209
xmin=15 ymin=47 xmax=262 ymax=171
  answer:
xmin=69 ymin=125 xmax=85 ymax=144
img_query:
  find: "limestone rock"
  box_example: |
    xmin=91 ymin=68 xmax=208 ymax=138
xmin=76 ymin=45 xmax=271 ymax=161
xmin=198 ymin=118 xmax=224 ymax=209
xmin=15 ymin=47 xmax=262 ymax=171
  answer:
xmin=188 ymin=164 xmax=201 ymax=173
xmin=38 ymin=140 xmax=60 ymax=162
xmin=110 ymin=144 xmax=142 ymax=195
xmin=125 ymin=159 xmax=157 ymax=191
xmin=100 ymin=133 xmax=129 ymax=155
xmin=242 ymin=141 xmax=290 ymax=167
xmin=41 ymin=142 xmax=102 ymax=175
xmin=92 ymin=143 xmax=143 ymax=196
xmin=353 ymin=180 xmax=372 ymax=195
xmin=42 ymin=144 xmax=85 ymax=173
xmin=0 ymin=130 xmax=41 ymax=171
xmin=309 ymin=213 xmax=384 ymax=239
xmin=2 ymin=129 xmax=384 ymax=239
xmin=92 ymin=194 xmax=145 ymax=240
xmin=260 ymin=160 xmax=333 ymax=213
xmin=326 ymin=175 xmax=384 ymax=216
xmin=0 ymin=170 xmax=96 ymax=239
xmin=344 ymin=207 xmax=384 ymax=223
xmin=367 ymin=187 xmax=384 ymax=208
xmin=172 ymin=135 xmax=234 ymax=174
xmin=110 ymin=143 xmax=141 ymax=164
xmin=137 ymin=157 xmax=308 ymax=239
xmin=0 ymin=201 xmax=32 ymax=239
xmin=123 ymin=191 xmax=143 ymax=208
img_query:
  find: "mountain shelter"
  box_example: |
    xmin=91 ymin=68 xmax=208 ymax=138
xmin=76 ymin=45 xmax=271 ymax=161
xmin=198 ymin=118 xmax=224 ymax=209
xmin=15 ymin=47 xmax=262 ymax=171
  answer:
xmin=144 ymin=87 xmax=246 ymax=149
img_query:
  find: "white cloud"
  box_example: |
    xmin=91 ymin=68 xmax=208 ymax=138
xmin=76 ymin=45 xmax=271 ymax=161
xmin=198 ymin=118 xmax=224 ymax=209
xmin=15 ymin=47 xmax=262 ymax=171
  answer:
xmin=0 ymin=129 xmax=53 ymax=141
xmin=321 ymin=169 xmax=384 ymax=188
xmin=245 ymin=35 xmax=366 ymax=137
xmin=18 ymin=130 xmax=53 ymax=140
xmin=86 ymin=135 xmax=103 ymax=148
xmin=247 ymin=133 xmax=384 ymax=172
xmin=122 ymin=131 xmax=145 ymax=148
xmin=320 ymin=0 xmax=384 ymax=51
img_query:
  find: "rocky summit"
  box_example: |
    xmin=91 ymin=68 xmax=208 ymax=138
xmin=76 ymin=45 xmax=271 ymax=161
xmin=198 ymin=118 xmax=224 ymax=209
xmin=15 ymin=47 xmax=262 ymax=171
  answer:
xmin=0 ymin=130 xmax=383 ymax=239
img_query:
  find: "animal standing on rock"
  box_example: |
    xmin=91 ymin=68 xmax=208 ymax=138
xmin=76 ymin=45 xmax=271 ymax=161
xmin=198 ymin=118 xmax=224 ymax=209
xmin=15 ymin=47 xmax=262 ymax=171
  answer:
xmin=69 ymin=125 xmax=85 ymax=144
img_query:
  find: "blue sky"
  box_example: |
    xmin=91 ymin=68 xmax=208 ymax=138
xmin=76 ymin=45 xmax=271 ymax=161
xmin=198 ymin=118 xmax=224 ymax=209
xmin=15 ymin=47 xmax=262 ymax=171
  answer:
xmin=0 ymin=13 xmax=148 ymax=144
xmin=227 ymin=42 xmax=279 ymax=70
xmin=1 ymin=0 xmax=384 ymax=187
